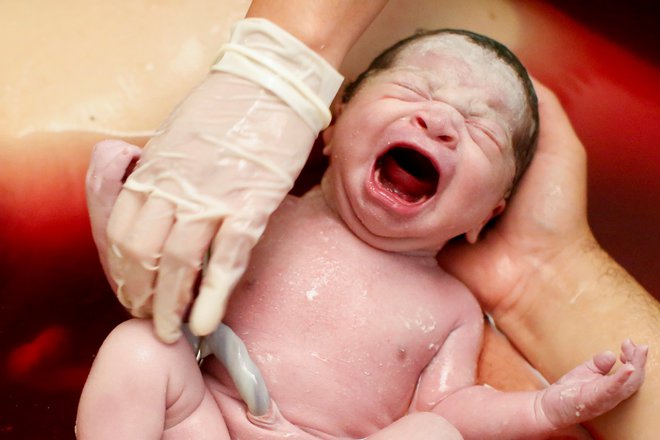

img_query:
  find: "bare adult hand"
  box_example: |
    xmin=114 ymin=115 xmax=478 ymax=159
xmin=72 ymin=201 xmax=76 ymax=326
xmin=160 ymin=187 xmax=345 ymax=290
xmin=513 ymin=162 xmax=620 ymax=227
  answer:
xmin=438 ymin=82 xmax=590 ymax=319
xmin=103 ymin=19 xmax=343 ymax=342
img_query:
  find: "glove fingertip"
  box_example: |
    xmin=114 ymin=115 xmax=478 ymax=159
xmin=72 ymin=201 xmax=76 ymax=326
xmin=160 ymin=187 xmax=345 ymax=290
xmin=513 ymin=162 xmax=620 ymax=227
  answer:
xmin=116 ymin=286 xmax=133 ymax=311
xmin=188 ymin=314 xmax=218 ymax=338
xmin=154 ymin=317 xmax=183 ymax=344
xmin=189 ymin=295 xmax=226 ymax=337
xmin=153 ymin=304 xmax=190 ymax=344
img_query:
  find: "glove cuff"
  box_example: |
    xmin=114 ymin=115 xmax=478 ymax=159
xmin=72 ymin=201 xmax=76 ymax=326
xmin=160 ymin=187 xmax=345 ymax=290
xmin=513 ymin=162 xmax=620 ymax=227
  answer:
xmin=210 ymin=18 xmax=344 ymax=132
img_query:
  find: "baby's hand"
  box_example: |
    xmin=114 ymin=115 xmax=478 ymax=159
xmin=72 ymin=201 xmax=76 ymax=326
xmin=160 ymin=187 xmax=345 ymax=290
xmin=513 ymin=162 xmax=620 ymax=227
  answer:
xmin=539 ymin=339 xmax=647 ymax=428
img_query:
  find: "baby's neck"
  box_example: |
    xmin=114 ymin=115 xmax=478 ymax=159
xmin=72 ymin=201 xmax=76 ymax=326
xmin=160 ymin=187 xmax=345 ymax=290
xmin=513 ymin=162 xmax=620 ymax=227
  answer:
xmin=315 ymin=176 xmax=444 ymax=260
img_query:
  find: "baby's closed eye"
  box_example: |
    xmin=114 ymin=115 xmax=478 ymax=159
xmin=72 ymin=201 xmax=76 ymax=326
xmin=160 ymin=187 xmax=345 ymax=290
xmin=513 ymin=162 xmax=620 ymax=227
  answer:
xmin=394 ymin=81 xmax=431 ymax=101
xmin=466 ymin=119 xmax=503 ymax=150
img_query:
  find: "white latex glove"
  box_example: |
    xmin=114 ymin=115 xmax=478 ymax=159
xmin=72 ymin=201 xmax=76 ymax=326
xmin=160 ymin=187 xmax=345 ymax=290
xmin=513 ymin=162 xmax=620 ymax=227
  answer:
xmin=105 ymin=18 xmax=343 ymax=342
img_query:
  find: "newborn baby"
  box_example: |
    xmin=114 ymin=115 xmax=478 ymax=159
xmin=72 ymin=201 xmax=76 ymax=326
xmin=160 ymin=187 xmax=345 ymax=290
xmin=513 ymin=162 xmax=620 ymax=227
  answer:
xmin=78 ymin=30 xmax=647 ymax=439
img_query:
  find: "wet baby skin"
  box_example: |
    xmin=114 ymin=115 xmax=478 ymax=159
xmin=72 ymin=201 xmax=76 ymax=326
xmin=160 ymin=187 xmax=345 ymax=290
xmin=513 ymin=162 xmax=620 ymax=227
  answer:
xmin=78 ymin=34 xmax=647 ymax=440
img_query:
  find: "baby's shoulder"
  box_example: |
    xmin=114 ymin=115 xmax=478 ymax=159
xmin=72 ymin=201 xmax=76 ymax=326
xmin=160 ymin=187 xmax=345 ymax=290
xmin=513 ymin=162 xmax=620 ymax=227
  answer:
xmin=257 ymin=189 xmax=348 ymax=253
xmin=430 ymin=267 xmax=483 ymax=317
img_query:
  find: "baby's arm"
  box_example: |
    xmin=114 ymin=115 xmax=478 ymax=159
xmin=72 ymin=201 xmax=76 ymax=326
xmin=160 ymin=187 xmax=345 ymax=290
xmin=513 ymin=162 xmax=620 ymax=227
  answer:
xmin=429 ymin=340 xmax=647 ymax=440
xmin=410 ymin=307 xmax=484 ymax=412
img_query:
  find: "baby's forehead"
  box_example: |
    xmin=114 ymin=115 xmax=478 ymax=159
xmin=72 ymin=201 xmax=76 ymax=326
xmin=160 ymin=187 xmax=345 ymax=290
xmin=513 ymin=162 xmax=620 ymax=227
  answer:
xmin=391 ymin=34 xmax=528 ymax=126
xmin=395 ymin=34 xmax=514 ymax=83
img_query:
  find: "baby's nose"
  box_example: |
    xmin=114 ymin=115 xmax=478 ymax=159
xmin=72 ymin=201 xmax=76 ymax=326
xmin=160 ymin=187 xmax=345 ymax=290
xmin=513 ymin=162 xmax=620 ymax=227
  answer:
xmin=413 ymin=110 xmax=458 ymax=149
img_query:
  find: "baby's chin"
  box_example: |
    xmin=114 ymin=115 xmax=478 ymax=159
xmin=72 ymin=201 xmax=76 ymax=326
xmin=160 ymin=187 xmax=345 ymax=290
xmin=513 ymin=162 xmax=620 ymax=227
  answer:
xmin=321 ymin=173 xmax=447 ymax=256
xmin=342 ymin=210 xmax=446 ymax=256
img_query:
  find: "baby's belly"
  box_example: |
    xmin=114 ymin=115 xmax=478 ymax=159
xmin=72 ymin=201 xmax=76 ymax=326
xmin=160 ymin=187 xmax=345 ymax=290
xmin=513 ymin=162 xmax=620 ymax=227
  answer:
xmin=203 ymin=324 xmax=429 ymax=438
xmin=202 ymin=375 xmax=323 ymax=440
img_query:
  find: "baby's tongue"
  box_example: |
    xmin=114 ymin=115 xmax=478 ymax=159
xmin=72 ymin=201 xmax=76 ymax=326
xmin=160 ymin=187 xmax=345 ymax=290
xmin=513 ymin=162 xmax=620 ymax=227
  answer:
xmin=381 ymin=154 xmax=435 ymax=202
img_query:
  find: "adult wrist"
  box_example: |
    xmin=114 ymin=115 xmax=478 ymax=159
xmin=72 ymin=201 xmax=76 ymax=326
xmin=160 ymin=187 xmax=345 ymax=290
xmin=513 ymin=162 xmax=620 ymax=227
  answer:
xmin=244 ymin=0 xmax=388 ymax=68
xmin=493 ymin=231 xmax=602 ymax=355
xmin=211 ymin=18 xmax=344 ymax=133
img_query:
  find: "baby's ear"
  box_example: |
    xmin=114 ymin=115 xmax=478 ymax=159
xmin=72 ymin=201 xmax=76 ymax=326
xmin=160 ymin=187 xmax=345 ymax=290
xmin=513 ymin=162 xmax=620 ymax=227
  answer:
xmin=321 ymin=124 xmax=335 ymax=156
xmin=322 ymin=99 xmax=345 ymax=156
xmin=465 ymin=200 xmax=506 ymax=244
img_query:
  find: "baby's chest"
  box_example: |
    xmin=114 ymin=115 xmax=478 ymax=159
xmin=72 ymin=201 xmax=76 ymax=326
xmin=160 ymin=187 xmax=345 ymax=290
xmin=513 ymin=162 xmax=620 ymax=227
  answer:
xmin=226 ymin=217 xmax=467 ymax=357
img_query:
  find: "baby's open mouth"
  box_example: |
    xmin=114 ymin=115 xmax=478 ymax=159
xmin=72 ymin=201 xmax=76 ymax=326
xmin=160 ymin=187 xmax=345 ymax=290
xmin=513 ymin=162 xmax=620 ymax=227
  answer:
xmin=375 ymin=146 xmax=439 ymax=204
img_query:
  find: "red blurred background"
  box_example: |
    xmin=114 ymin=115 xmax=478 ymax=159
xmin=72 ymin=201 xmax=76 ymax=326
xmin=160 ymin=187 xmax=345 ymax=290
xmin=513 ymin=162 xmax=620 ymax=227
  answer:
xmin=1 ymin=1 xmax=658 ymax=438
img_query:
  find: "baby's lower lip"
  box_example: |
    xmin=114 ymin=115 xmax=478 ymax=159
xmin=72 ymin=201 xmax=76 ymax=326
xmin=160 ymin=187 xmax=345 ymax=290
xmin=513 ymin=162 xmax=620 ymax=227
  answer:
xmin=366 ymin=168 xmax=433 ymax=217
xmin=373 ymin=168 xmax=431 ymax=205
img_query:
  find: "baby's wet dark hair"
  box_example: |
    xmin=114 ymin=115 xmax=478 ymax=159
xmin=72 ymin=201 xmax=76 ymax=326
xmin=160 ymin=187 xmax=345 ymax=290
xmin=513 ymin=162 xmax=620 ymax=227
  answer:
xmin=342 ymin=29 xmax=539 ymax=195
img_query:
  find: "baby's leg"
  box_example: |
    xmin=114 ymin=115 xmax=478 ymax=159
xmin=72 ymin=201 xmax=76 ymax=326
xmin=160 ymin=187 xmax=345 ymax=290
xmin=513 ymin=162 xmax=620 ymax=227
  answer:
xmin=540 ymin=339 xmax=647 ymax=428
xmin=77 ymin=319 xmax=229 ymax=439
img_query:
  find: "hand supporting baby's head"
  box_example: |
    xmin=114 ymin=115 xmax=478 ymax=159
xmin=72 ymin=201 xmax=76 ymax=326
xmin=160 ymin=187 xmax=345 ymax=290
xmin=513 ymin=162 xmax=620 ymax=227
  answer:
xmin=321 ymin=29 xmax=539 ymax=254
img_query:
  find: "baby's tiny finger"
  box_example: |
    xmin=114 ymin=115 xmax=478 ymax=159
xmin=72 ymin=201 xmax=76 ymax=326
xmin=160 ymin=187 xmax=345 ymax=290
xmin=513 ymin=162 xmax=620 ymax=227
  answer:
xmin=620 ymin=338 xmax=635 ymax=364
xmin=591 ymin=351 xmax=616 ymax=374
xmin=631 ymin=344 xmax=649 ymax=368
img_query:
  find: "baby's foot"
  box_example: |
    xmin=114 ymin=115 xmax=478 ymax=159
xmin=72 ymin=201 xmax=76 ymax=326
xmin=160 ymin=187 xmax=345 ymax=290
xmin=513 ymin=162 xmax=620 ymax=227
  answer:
xmin=538 ymin=339 xmax=647 ymax=428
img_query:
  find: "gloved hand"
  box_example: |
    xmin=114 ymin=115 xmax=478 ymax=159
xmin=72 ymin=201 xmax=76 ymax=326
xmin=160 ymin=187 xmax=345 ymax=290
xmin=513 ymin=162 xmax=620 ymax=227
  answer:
xmin=104 ymin=18 xmax=343 ymax=342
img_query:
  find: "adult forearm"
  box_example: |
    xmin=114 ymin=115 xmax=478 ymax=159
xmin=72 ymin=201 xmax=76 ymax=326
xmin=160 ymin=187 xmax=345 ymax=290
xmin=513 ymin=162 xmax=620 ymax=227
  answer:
xmin=246 ymin=0 xmax=388 ymax=67
xmin=498 ymin=236 xmax=660 ymax=440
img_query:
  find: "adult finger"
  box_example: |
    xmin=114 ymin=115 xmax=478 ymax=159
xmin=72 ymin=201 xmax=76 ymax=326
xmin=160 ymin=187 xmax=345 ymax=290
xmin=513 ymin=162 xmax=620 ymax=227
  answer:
xmin=152 ymin=218 xmax=218 ymax=343
xmin=111 ymin=195 xmax=176 ymax=312
xmin=106 ymin=188 xmax=147 ymax=306
xmin=533 ymin=81 xmax=584 ymax=157
xmin=189 ymin=216 xmax=261 ymax=336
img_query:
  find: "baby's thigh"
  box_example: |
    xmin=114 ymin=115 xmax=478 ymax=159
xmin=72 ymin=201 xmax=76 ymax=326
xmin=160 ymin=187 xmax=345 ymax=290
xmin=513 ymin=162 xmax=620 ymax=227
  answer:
xmin=163 ymin=386 xmax=230 ymax=440
xmin=206 ymin=377 xmax=322 ymax=440
xmin=115 ymin=320 xmax=233 ymax=439
xmin=79 ymin=319 xmax=229 ymax=439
